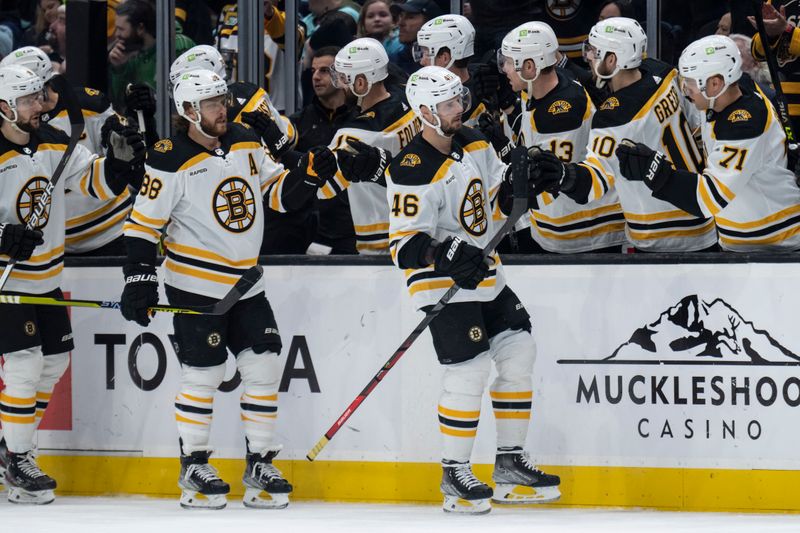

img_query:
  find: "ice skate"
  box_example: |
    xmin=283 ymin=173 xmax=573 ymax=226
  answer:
xmin=242 ymin=449 xmax=292 ymax=509
xmin=5 ymin=450 xmax=56 ymax=504
xmin=178 ymin=451 xmax=229 ymax=510
xmin=440 ymin=460 xmax=492 ymax=514
xmin=492 ymin=448 xmax=560 ymax=504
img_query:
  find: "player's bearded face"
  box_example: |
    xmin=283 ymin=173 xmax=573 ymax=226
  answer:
xmin=199 ymin=96 xmax=228 ymax=136
xmin=15 ymin=92 xmax=44 ymax=132
xmin=436 ymin=94 xmax=465 ymax=135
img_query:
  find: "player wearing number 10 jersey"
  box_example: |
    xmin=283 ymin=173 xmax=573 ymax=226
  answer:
xmin=531 ymin=17 xmax=714 ymax=252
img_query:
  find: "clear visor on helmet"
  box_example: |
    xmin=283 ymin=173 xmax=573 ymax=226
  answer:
xmin=329 ymin=65 xmax=350 ymax=89
xmin=582 ymin=40 xmax=599 ymax=62
xmin=16 ymin=91 xmax=45 ymax=110
xmin=412 ymin=43 xmax=436 ymax=64
xmin=496 ymin=49 xmax=512 ymax=73
xmin=434 ymin=86 xmax=471 ymax=120
xmin=678 ymin=76 xmax=700 ymax=98
xmin=198 ymin=92 xmax=233 ymax=113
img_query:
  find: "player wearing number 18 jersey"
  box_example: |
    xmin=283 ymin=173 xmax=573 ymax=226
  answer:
xmin=531 ymin=17 xmax=714 ymax=252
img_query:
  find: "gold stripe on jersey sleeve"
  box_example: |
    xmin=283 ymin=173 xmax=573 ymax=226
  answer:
xmin=462 ymin=140 xmax=490 ymax=153
xmin=165 ymin=259 xmax=240 ymax=285
xmin=66 ymin=209 xmax=129 ymax=245
xmin=178 ymin=152 xmax=213 ymax=171
xmin=124 ymin=221 xmax=161 ymax=241
xmin=38 ymin=143 xmax=67 ymax=152
xmin=67 ymin=190 xmax=130 ymax=227
xmin=8 ymin=264 xmax=63 ymax=281
xmin=385 ymin=110 xmax=417 ymax=133
xmin=698 ymin=178 xmax=721 ymax=216
xmin=579 ymin=161 xmax=603 ymax=200
xmin=431 ymin=159 xmax=456 ymax=184
xmin=388 ymin=230 xmax=418 ymax=241
xmin=467 ymin=102 xmax=487 ymax=123
xmin=532 ymin=203 xmax=622 ymax=224
xmin=720 ymin=224 xmax=800 ymax=247
xmin=91 ymin=158 xmax=111 ymax=201
xmin=354 ymin=222 xmax=390 ymax=234
xmin=267 ymin=170 xmax=290 ymax=211
xmin=130 ymin=209 xmax=167 ymax=228
xmin=230 ymin=141 xmax=262 ymax=152
xmin=631 ymin=70 xmax=678 ymax=122
xmin=717 ymin=204 xmax=800 ymax=230
xmin=167 ymin=242 xmax=258 ymax=268
xmin=0 ymin=150 xmax=16 ymax=166
xmin=710 ymin=175 xmax=735 ymax=202
xmin=233 ymin=87 xmax=267 ymax=123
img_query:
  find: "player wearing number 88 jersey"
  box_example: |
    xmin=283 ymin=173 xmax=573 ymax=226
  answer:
xmin=529 ymin=17 xmax=715 ymax=252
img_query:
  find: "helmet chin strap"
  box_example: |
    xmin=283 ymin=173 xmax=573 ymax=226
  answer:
xmin=189 ymin=103 xmax=218 ymax=140
xmin=0 ymin=107 xmax=25 ymax=134
xmin=703 ymin=81 xmax=732 ymax=112
xmin=593 ymin=53 xmax=620 ymax=89
xmin=519 ymin=63 xmax=541 ymax=104
xmin=350 ymin=76 xmax=373 ymax=108
xmin=421 ymin=110 xmax=449 ymax=138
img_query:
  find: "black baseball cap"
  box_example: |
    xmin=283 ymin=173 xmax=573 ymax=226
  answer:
xmin=390 ymin=0 xmax=443 ymax=19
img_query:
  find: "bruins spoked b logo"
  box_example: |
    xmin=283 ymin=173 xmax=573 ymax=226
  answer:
xmin=460 ymin=178 xmax=487 ymax=236
xmin=213 ymin=177 xmax=256 ymax=233
xmin=17 ymin=176 xmax=51 ymax=229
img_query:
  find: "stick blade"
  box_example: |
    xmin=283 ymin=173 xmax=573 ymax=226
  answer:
xmin=211 ymin=265 xmax=264 ymax=315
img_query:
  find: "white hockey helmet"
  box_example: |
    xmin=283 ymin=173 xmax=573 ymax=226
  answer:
xmin=169 ymin=45 xmax=227 ymax=87
xmin=331 ymin=38 xmax=389 ymax=100
xmin=586 ymin=17 xmax=647 ymax=85
xmin=0 ymin=46 xmax=54 ymax=83
xmin=0 ymin=64 xmax=44 ymax=125
xmin=173 ymin=69 xmax=229 ymax=136
xmin=406 ymin=66 xmax=470 ymax=137
xmin=678 ymin=35 xmax=743 ymax=108
xmin=414 ymin=15 xmax=475 ymax=68
xmin=499 ymin=22 xmax=559 ymax=83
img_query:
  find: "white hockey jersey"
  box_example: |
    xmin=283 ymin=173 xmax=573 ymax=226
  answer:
xmin=42 ymin=87 xmax=132 ymax=254
xmin=577 ymin=59 xmax=716 ymax=251
xmin=124 ymin=124 xmax=293 ymax=300
xmin=660 ymin=85 xmax=800 ymax=251
xmin=0 ymin=124 xmax=120 ymax=294
xmin=324 ymin=92 xmax=423 ymax=254
xmin=519 ymin=72 xmax=625 ymax=253
xmin=387 ymin=127 xmax=507 ymax=310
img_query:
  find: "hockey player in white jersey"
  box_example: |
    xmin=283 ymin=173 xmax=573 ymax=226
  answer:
xmin=0 ymin=64 xmax=144 ymax=504
xmin=387 ymin=66 xmax=560 ymax=514
xmin=169 ymin=45 xmax=296 ymax=161
xmin=414 ymin=14 xmax=492 ymax=127
xmin=498 ymin=21 xmax=625 ymax=253
xmin=120 ymin=69 xmax=337 ymax=510
xmin=0 ymin=47 xmax=131 ymax=256
xmin=530 ymin=17 xmax=715 ymax=252
xmin=322 ymin=38 xmax=423 ymax=254
xmin=617 ymin=35 xmax=800 ymax=251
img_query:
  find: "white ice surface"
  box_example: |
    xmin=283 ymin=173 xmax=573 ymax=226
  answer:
xmin=1 ymin=497 xmax=799 ymax=533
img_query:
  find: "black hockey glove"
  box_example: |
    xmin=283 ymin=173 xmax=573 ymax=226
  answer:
xmin=432 ymin=236 xmax=491 ymax=290
xmin=124 ymin=83 xmax=156 ymax=119
xmin=477 ymin=113 xmax=513 ymax=163
xmin=528 ymin=148 xmax=577 ymax=195
xmin=300 ymin=146 xmax=338 ymax=186
xmin=616 ymin=139 xmax=672 ymax=192
xmin=470 ymin=63 xmax=499 ymax=108
xmin=337 ymin=139 xmax=389 ymax=185
xmin=241 ymin=110 xmax=291 ymax=159
xmin=104 ymin=116 xmax=146 ymax=192
xmin=0 ymin=223 xmax=44 ymax=261
xmin=497 ymin=71 xmax=518 ymax=112
xmin=120 ymin=263 xmax=159 ymax=327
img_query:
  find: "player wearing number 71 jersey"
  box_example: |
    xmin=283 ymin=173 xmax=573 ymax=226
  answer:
xmin=616 ymin=35 xmax=800 ymax=252
xmin=530 ymin=17 xmax=715 ymax=252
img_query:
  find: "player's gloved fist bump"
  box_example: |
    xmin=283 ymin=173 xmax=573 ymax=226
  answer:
xmin=338 ymin=139 xmax=389 ymax=183
xmin=528 ymin=148 xmax=576 ymax=195
xmin=241 ymin=111 xmax=290 ymax=158
xmin=432 ymin=236 xmax=491 ymax=290
xmin=125 ymin=83 xmax=156 ymax=118
xmin=0 ymin=223 xmax=44 ymax=261
xmin=615 ymin=139 xmax=671 ymax=191
xmin=121 ymin=263 xmax=159 ymax=327
xmin=478 ymin=113 xmax=513 ymax=162
xmin=301 ymin=147 xmax=338 ymax=185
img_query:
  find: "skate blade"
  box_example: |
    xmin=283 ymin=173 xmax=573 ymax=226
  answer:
xmin=442 ymin=495 xmax=491 ymax=515
xmin=7 ymin=486 xmax=55 ymax=505
xmin=179 ymin=490 xmax=227 ymax=510
xmin=243 ymin=487 xmax=289 ymax=509
xmin=491 ymin=483 xmax=560 ymax=504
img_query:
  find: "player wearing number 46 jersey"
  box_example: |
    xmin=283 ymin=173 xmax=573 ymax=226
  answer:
xmin=617 ymin=35 xmax=800 ymax=252
xmin=530 ymin=17 xmax=714 ymax=252
xmin=121 ymin=69 xmax=336 ymax=510
xmin=387 ymin=66 xmax=560 ymax=515
xmin=0 ymin=64 xmax=144 ymax=505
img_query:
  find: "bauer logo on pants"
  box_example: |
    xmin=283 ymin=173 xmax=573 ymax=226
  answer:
xmin=213 ymin=177 xmax=256 ymax=233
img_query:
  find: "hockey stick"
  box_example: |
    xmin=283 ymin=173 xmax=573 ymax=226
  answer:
xmin=0 ymin=75 xmax=86 ymax=291
xmin=306 ymin=146 xmax=532 ymax=461
xmin=0 ymin=265 xmax=263 ymax=316
xmin=125 ymin=83 xmax=147 ymax=136
xmin=752 ymin=0 xmax=798 ymax=150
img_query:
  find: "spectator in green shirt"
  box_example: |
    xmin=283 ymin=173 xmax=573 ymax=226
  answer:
xmin=108 ymin=0 xmax=194 ymax=109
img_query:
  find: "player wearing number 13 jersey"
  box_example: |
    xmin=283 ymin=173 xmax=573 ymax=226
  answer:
xmin=531 ymin=17 xmax=715 ymax=252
